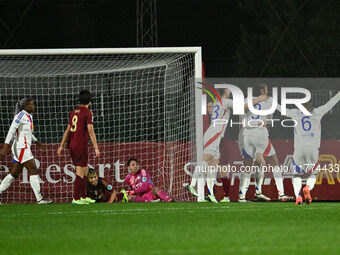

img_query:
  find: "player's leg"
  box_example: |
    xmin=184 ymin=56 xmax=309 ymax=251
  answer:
xmin=239 ymin=136 xmax=255 ymax=202
xmin=218 ymin=169 xmax=230 ymax=202
xmin=253 ymin=161 xmax=271 ymax=201
xmin=23 ymin=158 xmax=53 ymax=204
xmin=265 ymin=154 xmax=283 ymax=196
xmin=292 ymin=150 xmax=304 ymax=205
xmin=0 ymin=162 xmax=23 ymax=199
xmin=204 ymin=155 xmax=218 ymax=203
xmin=129 ymin=195 xmax=148 ymax=202
xmin=302 ymin=148 xmax=319 ymax=205
xmin=0 ymin=147 xmax=26 ymax=198
xmin=201 ymin=129 xmax=222 ymax=202
xmin=239 ymin=158 xmax=253 ymax=202
xmin=267 ymin=153 xmax=293 ymax=201
xmin=187 ymin=167 xmax=199 ymax=196
xmin=73 ymin=166 xmax=95 ymax=204
xmin=152 ymin=187 xmax=172 ymax=202
xmin=70 ymin=147 xmax=94 ymax=204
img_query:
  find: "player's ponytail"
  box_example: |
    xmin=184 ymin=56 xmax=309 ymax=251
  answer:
xmin=14 ymin=97 xmax=32 ymax=116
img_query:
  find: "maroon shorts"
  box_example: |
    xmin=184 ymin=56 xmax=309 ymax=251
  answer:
xmin=69 ymin=147 xmax=88 ymax=167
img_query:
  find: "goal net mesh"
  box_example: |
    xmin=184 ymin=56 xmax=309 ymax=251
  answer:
xmin=0 ymin=52 xmax=198 ymax=203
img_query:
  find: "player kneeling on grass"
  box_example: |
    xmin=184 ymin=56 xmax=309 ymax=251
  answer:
xmin=86 ymin=168 xmax=127 ymax=203
xmin=122 ymin=158 xmax=172 ymax=202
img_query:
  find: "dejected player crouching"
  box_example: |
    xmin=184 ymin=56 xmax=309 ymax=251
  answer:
xmin=122 ymin=158 xmax=172 ymax=202
xmin=86 ymin=168 xmax=126 ymax=203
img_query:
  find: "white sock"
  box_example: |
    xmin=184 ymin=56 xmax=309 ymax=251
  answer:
xmin=239 ymin=172 xmax=250 ymax=199
xmin=30 ymin=175 xmax=43 ymax=201
xmin=293 ymin=176 xmax=302 ymax=198
xmin=273 ymin=167 xmax=284 ymax=196
xmin=0 ymin=174 xmax=15 ymax=194
xmin=255 ymin=168 xmax=264 ymax=194
xmin=306 ymin=174 xmax=316 ymax=191
xmin=204 ymin=161 xmax=216 ymax=196
xmin=190 ymin=168 xmax=198 ymax=187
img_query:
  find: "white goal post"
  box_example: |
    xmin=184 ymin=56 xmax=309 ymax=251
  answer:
xmin=0 ymin=47 xmax=204 ymax=203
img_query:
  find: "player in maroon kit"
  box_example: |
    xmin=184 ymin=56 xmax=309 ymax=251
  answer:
xmin=86 ymin=168 xmax=126 ymax=203
xmin=57 ymin=90 xmax=100 ymax=204
xmin=123 ymin=158 xmax=172 ymax=202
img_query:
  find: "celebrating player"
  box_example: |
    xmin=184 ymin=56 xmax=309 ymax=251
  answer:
xmin=239 ymin=84 xmax=293 ymax=202
xmin=123 ymin=158 xmax=172 ymax=202
xmin=0 ymin=97 xmax=53 ymax=204
xmin=57 ymin=90 xmax=100 ymax=205
xmin=187 ymin=88 xmax=267 ymax=203
xmin=87 ymin=168 xmax=126 ymax=203
xmin=277 ymin=91 xmax=340 ymax=205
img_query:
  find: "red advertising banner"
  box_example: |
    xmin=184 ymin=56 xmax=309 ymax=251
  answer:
xmin=1 ymin=140 xmax=339 ymax=203
xmin=0 ymin=142 xmax=193 ymax=203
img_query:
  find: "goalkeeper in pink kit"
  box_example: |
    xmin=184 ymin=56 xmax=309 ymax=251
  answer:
xmin=123 ymin=158 xmax=172 ymax=202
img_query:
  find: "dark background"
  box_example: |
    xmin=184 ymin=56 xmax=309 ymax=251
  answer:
xmin=1 ymin=0 xmax=340 ymax=142
xmin=1 ymin=0 xmax=339 ymax=77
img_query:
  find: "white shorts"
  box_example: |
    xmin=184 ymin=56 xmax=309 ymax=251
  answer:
xmin=203 ymin=127 xmax=222 ymax=158
xmin=12 ymin=147 xmax=34 ymax=164
xmin=243 ymin=136 xmax=276 ymax=158
xmin=292 ymin=146 xmax=319 ymax=174
xmin=237 ymin=128 xmax=253 ymax=159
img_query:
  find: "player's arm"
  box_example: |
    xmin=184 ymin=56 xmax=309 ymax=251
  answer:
xmin=315 ymin=91 xmax=340 ymax=116
xmin=87 ymin=124 xmax=100 ymax=158
xmin=276 ymin=104 xmax=295 ymax=118
xmin=57 ymin=125 xmax=71 ymax=155
xmin=0 ymin=116 xmax=20 ymax=160
xmin=100 ymin=179 xmax=116 ymax=203
xmin=244 ymin=95 xmax=268 ymax=112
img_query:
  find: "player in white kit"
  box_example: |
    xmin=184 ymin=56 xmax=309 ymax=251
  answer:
xmin=277 ymin=91 xmax=340 ymax=205
xmin=0 ymin=97 xmax=53 ymax=204
xmin=239 ymin=84 xmax=293 ymax=202
xmin=238 ymin=118 xmax=270 ymax=202
xmin=187 ymin=88 xmax=267 ymax=202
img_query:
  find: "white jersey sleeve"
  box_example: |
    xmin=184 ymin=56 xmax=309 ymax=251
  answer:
xmin=314 ymin=91 xmax=340 ymax=116
xmin=276 ymin=104 xmax=298 ymax=118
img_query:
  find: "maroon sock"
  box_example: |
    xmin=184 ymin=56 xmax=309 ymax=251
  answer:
xmin=81 ymin=177 xmax=87 ymax=199
xmin=221 ymin=178 xmax=230 ymax=197
xmin=157 ymin=189 xmax=172 ymax=202
xmin=73 ymin=175 xmax=83 ymax=200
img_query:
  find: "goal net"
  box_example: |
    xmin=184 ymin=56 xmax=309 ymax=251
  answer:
xmin=0 ymin=48 xmax=202 ymax=203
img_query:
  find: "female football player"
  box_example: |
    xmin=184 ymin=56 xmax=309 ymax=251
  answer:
xmin=123 ymin=158 xmax=172 ymax=202
xmin=0 ymin=97 xmax=53 ymax=204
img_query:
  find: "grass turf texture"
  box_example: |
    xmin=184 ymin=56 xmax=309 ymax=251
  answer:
xmin=1 ymin=202 xmax=340 ymax=255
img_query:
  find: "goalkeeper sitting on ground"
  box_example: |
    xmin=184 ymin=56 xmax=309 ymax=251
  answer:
xmin=86 ymin=168 xmax=126 ymax=203
xmin=122 ymin=158 xmax=172 ymax=202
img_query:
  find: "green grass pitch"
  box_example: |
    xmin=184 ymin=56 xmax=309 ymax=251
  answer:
xmin=1 ymin=202 xmax=340 ymax=255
